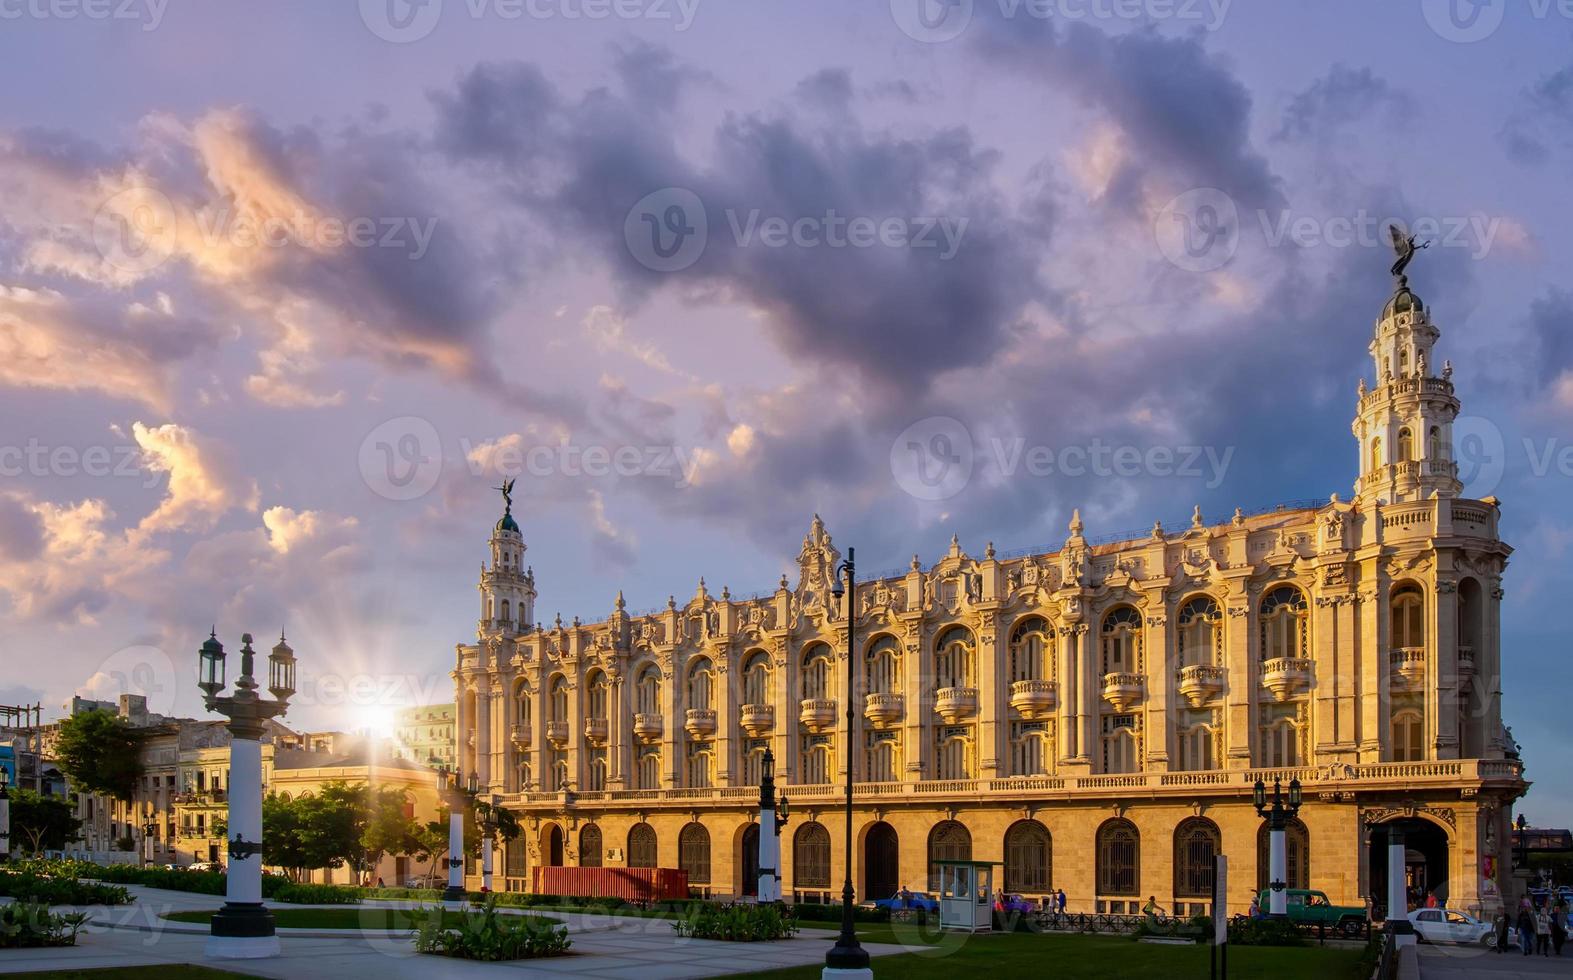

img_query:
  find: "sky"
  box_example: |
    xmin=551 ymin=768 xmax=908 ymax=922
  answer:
xmin=0 ymin=0 xmax=1568 ymax=817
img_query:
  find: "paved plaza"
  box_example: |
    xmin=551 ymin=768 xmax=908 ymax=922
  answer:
xmin=1417 ymin=944 xmax=1573 ymax=979
xmin=0 ymin=885 xmax=912 ymax=979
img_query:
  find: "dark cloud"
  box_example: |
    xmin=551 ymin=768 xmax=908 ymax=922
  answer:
xmin=1272 ymin=65 xmax=1414 ymax=144
xmin=1524 ymin=289 xmax=1573 ymax=390
xmin=795 ymin=68 xmax=854 ymax=110
xmin=0 ymin=495 xmax=44 ymax=562
xmin=1501 ymin=63 xmax=1573 ymax=166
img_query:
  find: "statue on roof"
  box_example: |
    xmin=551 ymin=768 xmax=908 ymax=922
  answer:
xmin=1388 ymin=223 xmax=1430 ymax=283
xmin=494 ymin=477 xmax=515 ymax=514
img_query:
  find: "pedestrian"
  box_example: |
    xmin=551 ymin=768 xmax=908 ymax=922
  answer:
xmin=1425 ymin=891 xmax=1438 ymax=909
xmin=1056 ymin=888 xmax=1066 ymax=914
xmin=1494 ymin=910 xmax=1510 ymax=953
xmin=1551 ymin=900 xmax=1566 ymax=955
xmin=376 ymin=876 xmax=384 ymax=888
xmin=1518 ymin=905 xmax=1536 ymax=956
xmin=1537 ymin=906 xmax=1553 ymax=956
xmin=1249 ymin=892 xmax=1263 ymax=920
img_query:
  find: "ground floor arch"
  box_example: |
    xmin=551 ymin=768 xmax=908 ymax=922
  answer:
xmin=863 ymin=821 xmax=899 ymax=902
xmin=1366 ymin=817 xmax=1450 ymax=915
xmin=741 ymin=822 xmax=760 ymax=897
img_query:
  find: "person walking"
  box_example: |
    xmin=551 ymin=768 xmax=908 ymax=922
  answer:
xmin=1056 ymin=888 xmax=1066 ymax=914
xmin=1518 ymin=905 xmax=1536 ymax=955
xmin=1494 ymin=910 xmax=1510 ymax=953
xmin=1536 ymin=906 xmax=1553 ymax=956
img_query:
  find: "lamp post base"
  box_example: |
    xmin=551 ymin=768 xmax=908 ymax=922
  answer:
xmin=443 ymin=885 xmax=467 ymax=902
xmin=822 ymin=969 xmax=874 ymax=980
xmin=206 ymin=903 xmax=280 ymax=959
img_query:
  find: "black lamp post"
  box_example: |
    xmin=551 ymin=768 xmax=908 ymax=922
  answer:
xmin=1253 ymin=777 xmax=1303 ymax=917
xmin=0 ymin=765 xmax=11 ymax=864
xmin=1513 ymin=813 xmax=1529 ymax=871
xmin=143 ymin=802 xmax=157 ymax=866
xmin=824 ymin=547 xmax=870 ymax=977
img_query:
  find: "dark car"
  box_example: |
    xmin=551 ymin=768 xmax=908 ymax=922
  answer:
xmin=871 ymin=890 xmax=939 ymax=912
xmin=993 ymin=893 xmax=1036 ymax=914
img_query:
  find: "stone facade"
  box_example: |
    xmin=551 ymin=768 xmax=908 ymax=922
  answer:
xmin=452 ymin=276 xmax=1528 ymax=916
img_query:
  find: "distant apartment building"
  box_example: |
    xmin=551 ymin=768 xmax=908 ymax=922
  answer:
xmin=392 ymin=703 xmax=455 ymax=770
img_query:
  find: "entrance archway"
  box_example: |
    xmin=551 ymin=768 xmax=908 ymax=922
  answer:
xmin=741 ymin=824 xmax=760 ymax=897
xmin=863 ymin=821 xmax=899 ymax=902
xmin=1367 ymin=818 xmax=1449 ymax=915
xmin=544 ymin=824 xmax=564 ymax=867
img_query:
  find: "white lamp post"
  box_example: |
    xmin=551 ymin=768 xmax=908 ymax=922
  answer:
xmin=757 ymin=747 xmax=789 ymax=902
xmin=1253 ymin=777 xmax=1302 ymax=917
xmin=437 ymin=767 xmax=476 ymax=902
xmin=198 ymin=631 xmax=295 ymax=960
xmin=479 ymin=800 xmax=498 ymax=893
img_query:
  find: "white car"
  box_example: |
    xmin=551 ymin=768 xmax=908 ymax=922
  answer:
xmin=1407 ymin=908 xmax=1493 ymax=945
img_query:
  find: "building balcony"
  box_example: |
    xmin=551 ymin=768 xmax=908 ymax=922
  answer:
xmin=1177 ymin=665 xmax=1226 ymax=708
xmin=584 ymin=718 xmax=608 ymax=746
xmin=934 ymin=687 xmax=978 ymax=723
xmin=864 ymin=693 xmax=905 ymax=729
xmin=1009 ymin=679 xmax=1057 ymax=720
xmin=632 ymin=713 xmax=663 ymax=744
xmin=739 ymin=703 xmax=775 ymax=738
xmin=1260 ymin=657 xmax=1313 ymax=702
xmin=799 ymin=698 xmax=838 ymax=733
xmin=685 ymin=708 xmax=718 ymax=740
xmin=509 ymin=723 xmax=531 ymax=749
xmin=1458 ymin=645 xmax=1476 ymax=678
xmin=1389 ymin=647 xmax=1427 ymax=691
xmin=1101 ymin=673 xmax=1145 ymax=712
xmin=546 ymin=721 xmax=569 ymax=748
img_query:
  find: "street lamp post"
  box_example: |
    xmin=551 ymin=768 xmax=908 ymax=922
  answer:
xmin=479 ymin=799 xmax=498 ymax=893
xmin=0 ymin=765 xmax=11 ymax=864
xmin=757 ymin=747 xmax=789 ymax=902
xmin=436 ymin=767 xmax=477 ymax=902
xmin=143 ymin=802 xmax=157 ymax=866
xmin=197 ymin=630 xmax=296 ymax=960
xmin=824 ymin=546 xmax=871 ymax=980
xmin=1253 ymin=778 xmax=1302 ymax=918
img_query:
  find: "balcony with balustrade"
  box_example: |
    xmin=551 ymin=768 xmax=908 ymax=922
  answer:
xmin=934 ymin=687 xmax=978 ymax=723
xmin=632 ymin=712 xmax=663 ymax=744
xmin=509 ymin=722 xmax=531 ymax=748
xmin=1457 ymin=645 xmax=1476 ymax=678
xmin=739 ymin=703 xmax=774 ymax=737
xmin=546 ymin=721 xmax=569 ymax=748
xmin=864 ymin=693 xmax=904 ymax=729
xmin=1008 ymin=679 xmax=1057 ymax=720
xmin=1260 ymin=658 xmax=1313 ymax=701
xmin=1177 ymin=665 xmax=1226 ymax=708
xmin=584 ymin=718 xmax=608 ymax=746
xmin=685 ymin=708 xmax=717 ymax=739
xmin=1101 ymin=672 xmax=1144 ymax=712
xmin=1389 ymin=648 xmax=1426 ymax=691
xmin=799 ymin=698 xmax=837 ymax=733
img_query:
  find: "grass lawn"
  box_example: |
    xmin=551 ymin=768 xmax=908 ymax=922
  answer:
xmin=162 ymin=907 xmax=545 ymax=930
xmin=736 ymin=930 xmax=1371 ymax=980
xmin=5 ymin=967 xmax=264 ymax=980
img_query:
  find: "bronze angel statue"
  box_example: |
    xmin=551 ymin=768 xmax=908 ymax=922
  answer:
xmin=495 ymin=477 xmax=515 ymax=512
xmin=1388 ymin=223 xmax=1429 ymax=280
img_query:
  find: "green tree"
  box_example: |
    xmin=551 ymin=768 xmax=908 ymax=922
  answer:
xmin=360 ymin=785 xmax=422 ymax=879
xmin=53 ymin=711 xmax=143 ymax=801
xmin=9 ymin=789 xmax=83 ymax=854
xmin=260 ymin=793 xmax=309 ymax=881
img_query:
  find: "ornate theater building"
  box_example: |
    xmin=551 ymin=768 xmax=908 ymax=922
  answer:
xmin=451 ymin=269 xmax=1527 ymax=916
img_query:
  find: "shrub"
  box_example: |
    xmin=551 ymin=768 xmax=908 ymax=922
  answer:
xmin=0 ymin=871 xmax=131 ymax=906
xmin=271 ymin=882 xmax=362 ymax=905
xmin=792 ymin=901 xmax=889 ymax=924
xmin=673 ymin=902 xmax=800 ymax=942
xmin=1228 ymin=916 xmax=1305 ymax=947
xmin=0 ymin=901 xmax=90 ymax=948
xmin=413 ymin=898 xmax=572 ymax=961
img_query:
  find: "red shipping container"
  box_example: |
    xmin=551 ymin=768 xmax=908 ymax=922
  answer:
xmin=532 ymin=865 xmax=689 ymax=902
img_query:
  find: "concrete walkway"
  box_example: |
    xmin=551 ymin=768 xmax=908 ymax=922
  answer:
xmin=0 ymin=885 xmax=913 ymax=978
xmin=1417 ymin=943 xmax=1573 ymax=978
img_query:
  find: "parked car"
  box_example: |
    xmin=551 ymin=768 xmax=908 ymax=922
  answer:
xmin=1407 ymin=908 xmax=1494 ymax=945
xmin=993 ymin=893 xmax=1036 ymax=914
xmin=188 ymin=861 xmax=225 ymax=874
xmin=1281 ymin=889 xmax=1367 ymax=936
xmin=403 ymin=874 xmax=441 ymax=889
xmin=870 ymin=890 xmax=939 ymax=912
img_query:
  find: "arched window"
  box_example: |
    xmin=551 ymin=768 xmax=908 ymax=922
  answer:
xmin=1259 ymin=587 xmax=1308 ymax=660
xmin=801 ymin=644 xmax=832 ymax=701
xmin=1102 ymin=717 xmax=1139 ymax=774
xmin=865 ymin=636 xmax=901 ymax=696
xmin=636 ymin=747 xmax=660 ymax=790
xmin=742 ymin=652 xmax=770 ymax=706
xmin=636 ymin=665 xmax=661 ymax=715
xmin=801 ymin=743 xmax=831 ymax=785
xmin=505 ymin=837 xmax=528 ymax=877
xmin=515 ymin=759 xmax=531 ymax=792
xmin=1173 ymin=818 xmax=1221 ymax=899
xmin=500 ymin=599 xmax=510 ymax=625
xmin=793 ymin=822 xmax=831 ymax=889
xmin=741 ymin=745 xmax=767 ymax=787
xmin=1261 ymin=716 xmax=1300 ymax=767
xmin=514 ymin=681 xmax=531 ymax=726
xmin=679 ymin=822 xmax=711 ymax=884
xmin=1392 ymin=709 xmax=1424 ymax=762
xmin=1004 ymin=820 xmax=1052 ymax=894
xmin=587 ymin=754 xmax=607 ymax=791
xmin=936 ymin=732 xmax=970 ymax=780
xmin=1178 ymin=724 xmax=1215 ymax=772
xmin=934 ymin=627 xmax=973 ymax=690
xmin=927 ymin=820 xmax=972 ymax=890
xmin=1370 ymin=436 xmax=1383 ymax=472
xmin=1009 ymin=617 xmax=1050 ymax=683
xmin=1096 ymin=819 xmax=1140 ymax=897
xmin=552 ymin=758 xmax=569 ymax=791
xmin=1009 ymin=725 xmax=1050 ymax=776
xmin=1390 ymin=585 xmax=1425 ymax=649
xmin=586 ymin=670 xmax=608 ymax=721
xmin=1397 ymin=427 xmax=1414 ymax=462
xmin=628 ymin=823 xmax=658 ymax=869
xmin=688 ymin=657 xmax=714 ymax=711
xmin=1256 ymin=819 xmax=1310 ymax=893
xmin=1101 ymin=607 xmax=1142 ymax=673
xmin=1428 ymin=426 xmax=1444 ymax=461
xmin=580 ymin=825 xmax=603 ymax=868
xmin=549 ymin=674 xmax=568 ymax=722
xmin=1177 ymin=597 xmax=1221 ymax=668
xmin=687 ymin=744 xmax=713 ymax=788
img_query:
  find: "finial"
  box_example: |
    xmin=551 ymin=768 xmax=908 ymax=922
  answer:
xmin=210 ymin=626 xmax=217 ymax=640
xmin=616 ymin=589 xmax=626 ymax=611
xmin=1358 ymin=377 xmax=1367 ymax=398
xmin=911 ymin=554 xmax=921 ymax=571
xmin=667 ymin=595 xmax=676 ymax=610
xmin=1068 ymin=509 xmax=1083 ymax=535
xmin=1152 ymin=519 xmax=1163 ymax=539
xmin=948 ymin=533 xmax=961 ymax=557
xmin=721 ymin=584 xmax=730 ymax=600
xmin=1191 ymin=505 xmax=1204 ymax=529
xmin=779 ymin=573 xmax=789 ymax=591
xmin=572 ymin=615 xmax=581 ymax=627
xmin=554 ymin=612 xmax=562 ymax=629
xmin=1232 ymin=507 xmax=1245 ymax=526
xmin=1443 ymin=359 xmax=1453 ymax=381
xmin=985 ymin=541 xmax=995 ymax=559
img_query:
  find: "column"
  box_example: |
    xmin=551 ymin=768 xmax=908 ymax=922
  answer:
xmin=610 ymin=672 xmax=629 ymax=789
xmin=1486 ymin=584 xmax=1504 ymax=752
xmin=455 ymin=680 xmax=472 ymax=774
xmin=476 ymin=685 xmax=492 ymax=788
xmin=1057 ymin=627 xmax=1078 ymax=764
xmin=566 ymin=672 xmax=583 ymax=791
xmin=1358 ymin=579 xmax=1383 ymax=760
xmin=1224 ymin=601 xmax=1252 ymax=766
xmin=717 ymin=659 xmax=736 ymax=784
xmin=1144 ymin=608 xmax=1170 ymax=770
xmin=776 ymin=645 xmax=795 ymax=786
xmin=1268 ymin=823 xmax=1287 ymax=916
xmin=1433 ymin=578 xmax=1459 ymax=758
xmin=1079 ymin=624 xmax=1097 ymax=769
xmin=902 ymin=629 xmax=925 ymax=779
xmin=207 ymin=729 xmax=277 ymax=958
xmin=663 ymin=659 xmax=680 ymax=788
xmin=976 ymin=614 xmax=1002 ymax=779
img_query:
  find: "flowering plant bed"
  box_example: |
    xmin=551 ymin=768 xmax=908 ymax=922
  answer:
xmin=673 ymin=902 xmax=800 ymax=942
xmin=412 ymin=899 xmax=572 ymax=961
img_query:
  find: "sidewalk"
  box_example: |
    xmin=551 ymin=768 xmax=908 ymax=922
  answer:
xmin=1417 ymin=943 xmax=1573 ymax=978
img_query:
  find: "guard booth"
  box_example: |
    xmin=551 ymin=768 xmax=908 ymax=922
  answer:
xmin=934 ymin=859 xmax=998 ymax=932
